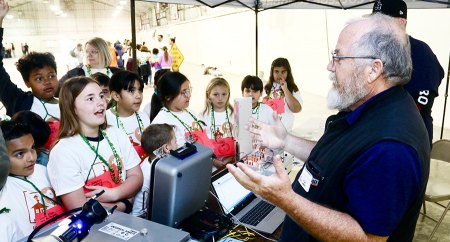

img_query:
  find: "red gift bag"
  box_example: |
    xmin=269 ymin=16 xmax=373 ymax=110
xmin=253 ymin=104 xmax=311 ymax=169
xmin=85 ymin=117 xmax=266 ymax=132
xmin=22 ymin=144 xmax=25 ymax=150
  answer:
xmin=186 ymin=129 xmax=214 ymax=149
xmin=263 ymin=98 xmax=285 ymax=114
xmin=134 ymin=145 xmax=149 ymax=164
xmin=211 ymin=137 xmax=235 ymax=157
xmin=44 ymin=121 xmax=60 ymax=149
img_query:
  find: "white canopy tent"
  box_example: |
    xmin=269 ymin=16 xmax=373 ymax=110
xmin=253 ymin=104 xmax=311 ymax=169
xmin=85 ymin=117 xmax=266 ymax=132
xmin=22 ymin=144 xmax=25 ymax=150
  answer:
xmin=131 ymin=0 xmax=449 ymax=138
xmin=137 ymin=0 xmax=449 ymax=74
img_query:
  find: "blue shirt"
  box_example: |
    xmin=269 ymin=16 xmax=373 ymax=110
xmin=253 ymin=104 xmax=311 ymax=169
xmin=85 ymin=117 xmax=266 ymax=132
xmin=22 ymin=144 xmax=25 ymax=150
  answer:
xmin=343 ymin=89 xmax=423 ymax=235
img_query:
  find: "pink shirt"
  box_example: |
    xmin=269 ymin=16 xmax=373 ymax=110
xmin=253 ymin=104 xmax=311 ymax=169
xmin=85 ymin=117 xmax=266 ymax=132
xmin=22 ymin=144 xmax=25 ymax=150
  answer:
xmin=158 ymin=53 xmax=173 ymax=69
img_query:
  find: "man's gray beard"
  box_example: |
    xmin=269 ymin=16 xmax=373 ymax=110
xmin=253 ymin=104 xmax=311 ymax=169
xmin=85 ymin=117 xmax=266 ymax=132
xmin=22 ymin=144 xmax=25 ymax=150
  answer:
xmin=327 ymin=72 xmax=369 ymax=111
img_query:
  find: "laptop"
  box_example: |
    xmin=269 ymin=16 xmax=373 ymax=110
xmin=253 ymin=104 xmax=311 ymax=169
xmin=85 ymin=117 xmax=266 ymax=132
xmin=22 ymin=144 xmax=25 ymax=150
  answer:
xmin=210 ymin=167 xmax=285 ymax=234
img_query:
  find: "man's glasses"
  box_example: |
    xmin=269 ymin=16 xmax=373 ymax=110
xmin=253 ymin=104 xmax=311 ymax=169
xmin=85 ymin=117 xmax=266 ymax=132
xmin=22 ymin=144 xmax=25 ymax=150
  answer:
xmin=180 ymin=88 xmax=192 ymax=98
xmin=330 ymin=50 xmax=378 ymax=65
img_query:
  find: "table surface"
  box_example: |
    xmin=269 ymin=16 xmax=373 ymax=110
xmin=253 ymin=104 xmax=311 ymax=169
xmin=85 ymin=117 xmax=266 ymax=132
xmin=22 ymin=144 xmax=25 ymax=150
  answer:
xmin=205 ymin=163 xmax=303 ymax=242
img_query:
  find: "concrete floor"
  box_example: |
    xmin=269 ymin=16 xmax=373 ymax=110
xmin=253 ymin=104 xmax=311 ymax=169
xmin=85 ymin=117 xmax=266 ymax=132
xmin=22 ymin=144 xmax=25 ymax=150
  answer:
xmin=1 ymin=57 xmax=449 ymax=241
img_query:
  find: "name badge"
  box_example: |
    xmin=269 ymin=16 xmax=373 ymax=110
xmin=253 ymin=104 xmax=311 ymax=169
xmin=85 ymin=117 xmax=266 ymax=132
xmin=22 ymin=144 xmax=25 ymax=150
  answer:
xmin=298 ymin=168 xmax=313 ymax=192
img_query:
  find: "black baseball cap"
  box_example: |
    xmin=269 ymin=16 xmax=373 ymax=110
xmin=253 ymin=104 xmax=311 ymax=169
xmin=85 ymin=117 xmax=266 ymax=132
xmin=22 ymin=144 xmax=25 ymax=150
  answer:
xmin=372 ymin=0 xmax=407 ymax=19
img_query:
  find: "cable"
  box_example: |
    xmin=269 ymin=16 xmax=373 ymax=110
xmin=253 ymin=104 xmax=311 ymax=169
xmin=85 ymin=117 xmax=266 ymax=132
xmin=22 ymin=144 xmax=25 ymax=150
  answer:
xmin=209 ymin=191 xmax=277 ymax=242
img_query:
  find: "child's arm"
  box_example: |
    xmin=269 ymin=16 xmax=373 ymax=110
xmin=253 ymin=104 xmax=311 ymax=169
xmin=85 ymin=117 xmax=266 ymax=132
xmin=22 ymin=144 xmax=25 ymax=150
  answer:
xmin=0 ymin=2 xmax=29 ymax=116
xmin=279 ymin=79 xmax=302 ymax=113
xmin=84 ymin=165 xmax=143 ymax=203
xmin=60 ymin=188 xmax=88 ymax=210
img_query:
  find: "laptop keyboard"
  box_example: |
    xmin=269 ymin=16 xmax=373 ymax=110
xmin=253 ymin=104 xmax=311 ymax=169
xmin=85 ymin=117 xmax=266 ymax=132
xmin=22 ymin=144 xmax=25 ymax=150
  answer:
xmin=240 ymin=201 xmax=275 ymax=226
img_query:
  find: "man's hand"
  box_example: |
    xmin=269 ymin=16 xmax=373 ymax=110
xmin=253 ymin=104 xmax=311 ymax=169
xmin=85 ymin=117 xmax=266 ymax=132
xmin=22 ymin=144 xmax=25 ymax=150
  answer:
xmin=246 ymin=111 xmax=288 ymax=150
xmin=226 ymin=155 xmax=293 ymax=205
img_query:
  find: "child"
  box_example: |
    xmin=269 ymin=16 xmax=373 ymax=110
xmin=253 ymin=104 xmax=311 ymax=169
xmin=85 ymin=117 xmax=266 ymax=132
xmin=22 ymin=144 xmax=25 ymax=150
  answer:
xmin=199 ymin=77 xmax=235 ymax=170
xmin=47 ymin=76 xmax=143 ymax=214
xmin=151 ymin=72 xmax=205 ymax=148
xmin=0 ymin=4 xmax=59 ymax=121
xmin=241 ymin=75 xmax=274 ymax=125
xmin=11 ymin=110 xmax=51 ymax=166
xmin=132 ymin=123 xmax=177 ymax=217
xmin=0 ymin=120 xmax=64 ymax=239
xmin=106 ymin=70 xmax=150 ymax=148
xmin=90 ymin=72 xmax=111 ymax=104
xmin=263 ymin=57 xmax=303 ymax=130
xmin=150 ymin=48 xmax=161 ymax=71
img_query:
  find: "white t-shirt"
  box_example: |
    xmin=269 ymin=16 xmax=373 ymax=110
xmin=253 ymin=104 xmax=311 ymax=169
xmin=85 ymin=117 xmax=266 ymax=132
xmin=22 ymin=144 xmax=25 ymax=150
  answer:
xmin=152 ymin=108 xmax=202 ymax=147
xmin=48 ymin=127 xmax=140 ymax=196
xmin=0 ymin=165 xmax=57 ymax=237
xmin=143 ymin=102 xmax=151 ymax=117
xmin=132 ymin=159 xmax=152 ymax=217
xmin=30 ymin=97 xmax=60 ymax=121
xmin=0 ymin=213 xmax=24 ymax=242
xmin=137 ymin=51 xmax=151 ymax=65
xmin=252 ymin=102 xmax=275 ymax=125
xmin=268 ymin=83 xmax=303 ymax=130
xmin=106 ymin=109 xmax=150 ymax=145
xmin=198 ymin=108 xmax=235 ymax=139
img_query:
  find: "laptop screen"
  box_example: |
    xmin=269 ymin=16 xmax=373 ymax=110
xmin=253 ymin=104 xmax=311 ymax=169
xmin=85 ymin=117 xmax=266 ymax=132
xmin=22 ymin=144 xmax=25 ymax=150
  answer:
xmin=212 ymin=170 xmax=252 ymax=215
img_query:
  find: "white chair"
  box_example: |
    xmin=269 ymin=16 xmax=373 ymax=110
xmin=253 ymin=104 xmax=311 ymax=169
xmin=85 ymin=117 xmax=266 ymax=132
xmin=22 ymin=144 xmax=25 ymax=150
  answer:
xmin=422 ymin=139 xmax=450 ymax=241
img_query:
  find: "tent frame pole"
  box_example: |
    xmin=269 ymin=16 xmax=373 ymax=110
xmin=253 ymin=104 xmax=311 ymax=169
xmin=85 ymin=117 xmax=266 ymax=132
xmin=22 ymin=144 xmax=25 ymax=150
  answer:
xmin=255 ymin=5 xmax=258 ymax=76
xmin=440 ymin=53 xmax=450 ymax=139
xmin=131 ymin=0 xmax=138 ymax=73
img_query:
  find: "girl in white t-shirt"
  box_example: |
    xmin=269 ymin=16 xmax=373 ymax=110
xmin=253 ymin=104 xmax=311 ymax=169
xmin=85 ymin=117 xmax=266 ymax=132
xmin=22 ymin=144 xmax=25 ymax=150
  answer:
xmin=263 ymin=58 xmax=303 ymax=130
xmin=151 ymin=72 xmax=205 ymax=148
xmin=106 ymin=70 xmax=150 ymax=160
xmin=47 ymin=76 xmax=143 ymax=214
xmin=132 ymin=123 xmax=178 ymax=217
xmin=199 ymin=77 xmax=235 ymax=170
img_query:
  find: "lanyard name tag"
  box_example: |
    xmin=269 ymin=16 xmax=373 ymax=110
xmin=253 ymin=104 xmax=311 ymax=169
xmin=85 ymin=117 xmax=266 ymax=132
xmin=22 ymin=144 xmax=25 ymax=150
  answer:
xmin=298 ymin=167 xmax=313 ymax=192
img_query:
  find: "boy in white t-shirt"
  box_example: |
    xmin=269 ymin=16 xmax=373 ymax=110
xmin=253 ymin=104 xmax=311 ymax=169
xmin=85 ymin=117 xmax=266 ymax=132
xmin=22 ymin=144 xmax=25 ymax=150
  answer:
xmin=0 ymin=121 xmax=64 ymax=241
xmin=132 ymin=123 xmax=177 ymax=217
xmin=241 ymin=75 xmax=275 ymax=125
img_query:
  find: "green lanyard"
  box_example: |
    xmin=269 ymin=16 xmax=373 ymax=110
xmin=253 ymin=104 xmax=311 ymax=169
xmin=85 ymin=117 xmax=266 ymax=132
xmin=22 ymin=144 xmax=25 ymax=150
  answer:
xmin=210 ymin=106 xmax=233 ymax=139
xmin=0 ymin=207 xmax=10 ymax=214
xmin=252 ymin=102 xmax=261 ymax=120
xmin=38 ymin=98 xmax=59 ymax=121
xmin=86 ymin=65 xmax=111 ymax=76
xmin=85 ymin=137 xmax=100 ymax=182
xmin=11 ymin=175 xmax=60 ymax=214
xmin=162 ymin=107 xmax=205 ymax=135
xmin=114 ymin=106 xmax=144 ymax=140
xmin=80 ymin=130 xmax=123 ymax=184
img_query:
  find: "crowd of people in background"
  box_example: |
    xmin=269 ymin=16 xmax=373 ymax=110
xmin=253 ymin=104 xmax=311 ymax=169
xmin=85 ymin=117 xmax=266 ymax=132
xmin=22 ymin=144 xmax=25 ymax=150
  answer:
xmin=0 ymin=0 xmax=446 ymax=241
xmin=64 ymin=35 xmax=174 ymax=87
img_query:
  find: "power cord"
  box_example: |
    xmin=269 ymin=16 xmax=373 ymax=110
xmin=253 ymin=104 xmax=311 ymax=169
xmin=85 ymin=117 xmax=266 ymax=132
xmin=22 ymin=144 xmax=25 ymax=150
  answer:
xmin=209 ymin=191 xmax=277 ymax=242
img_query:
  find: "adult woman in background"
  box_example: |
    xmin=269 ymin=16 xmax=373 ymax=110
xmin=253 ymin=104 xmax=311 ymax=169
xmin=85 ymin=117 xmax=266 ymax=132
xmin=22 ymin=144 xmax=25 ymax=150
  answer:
xmin=58 ymin=37 xmax=120 ymax=96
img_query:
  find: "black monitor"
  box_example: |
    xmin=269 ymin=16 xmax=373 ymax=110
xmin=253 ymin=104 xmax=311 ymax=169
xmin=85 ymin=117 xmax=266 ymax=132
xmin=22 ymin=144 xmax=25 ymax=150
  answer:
xmin=147 ymin=143 xmax=214 ymax=228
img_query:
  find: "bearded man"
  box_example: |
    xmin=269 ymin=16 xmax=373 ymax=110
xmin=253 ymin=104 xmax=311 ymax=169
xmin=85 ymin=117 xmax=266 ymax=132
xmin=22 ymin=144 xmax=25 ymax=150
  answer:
xmin=227 ymin=13 xmax=430 ymax=242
